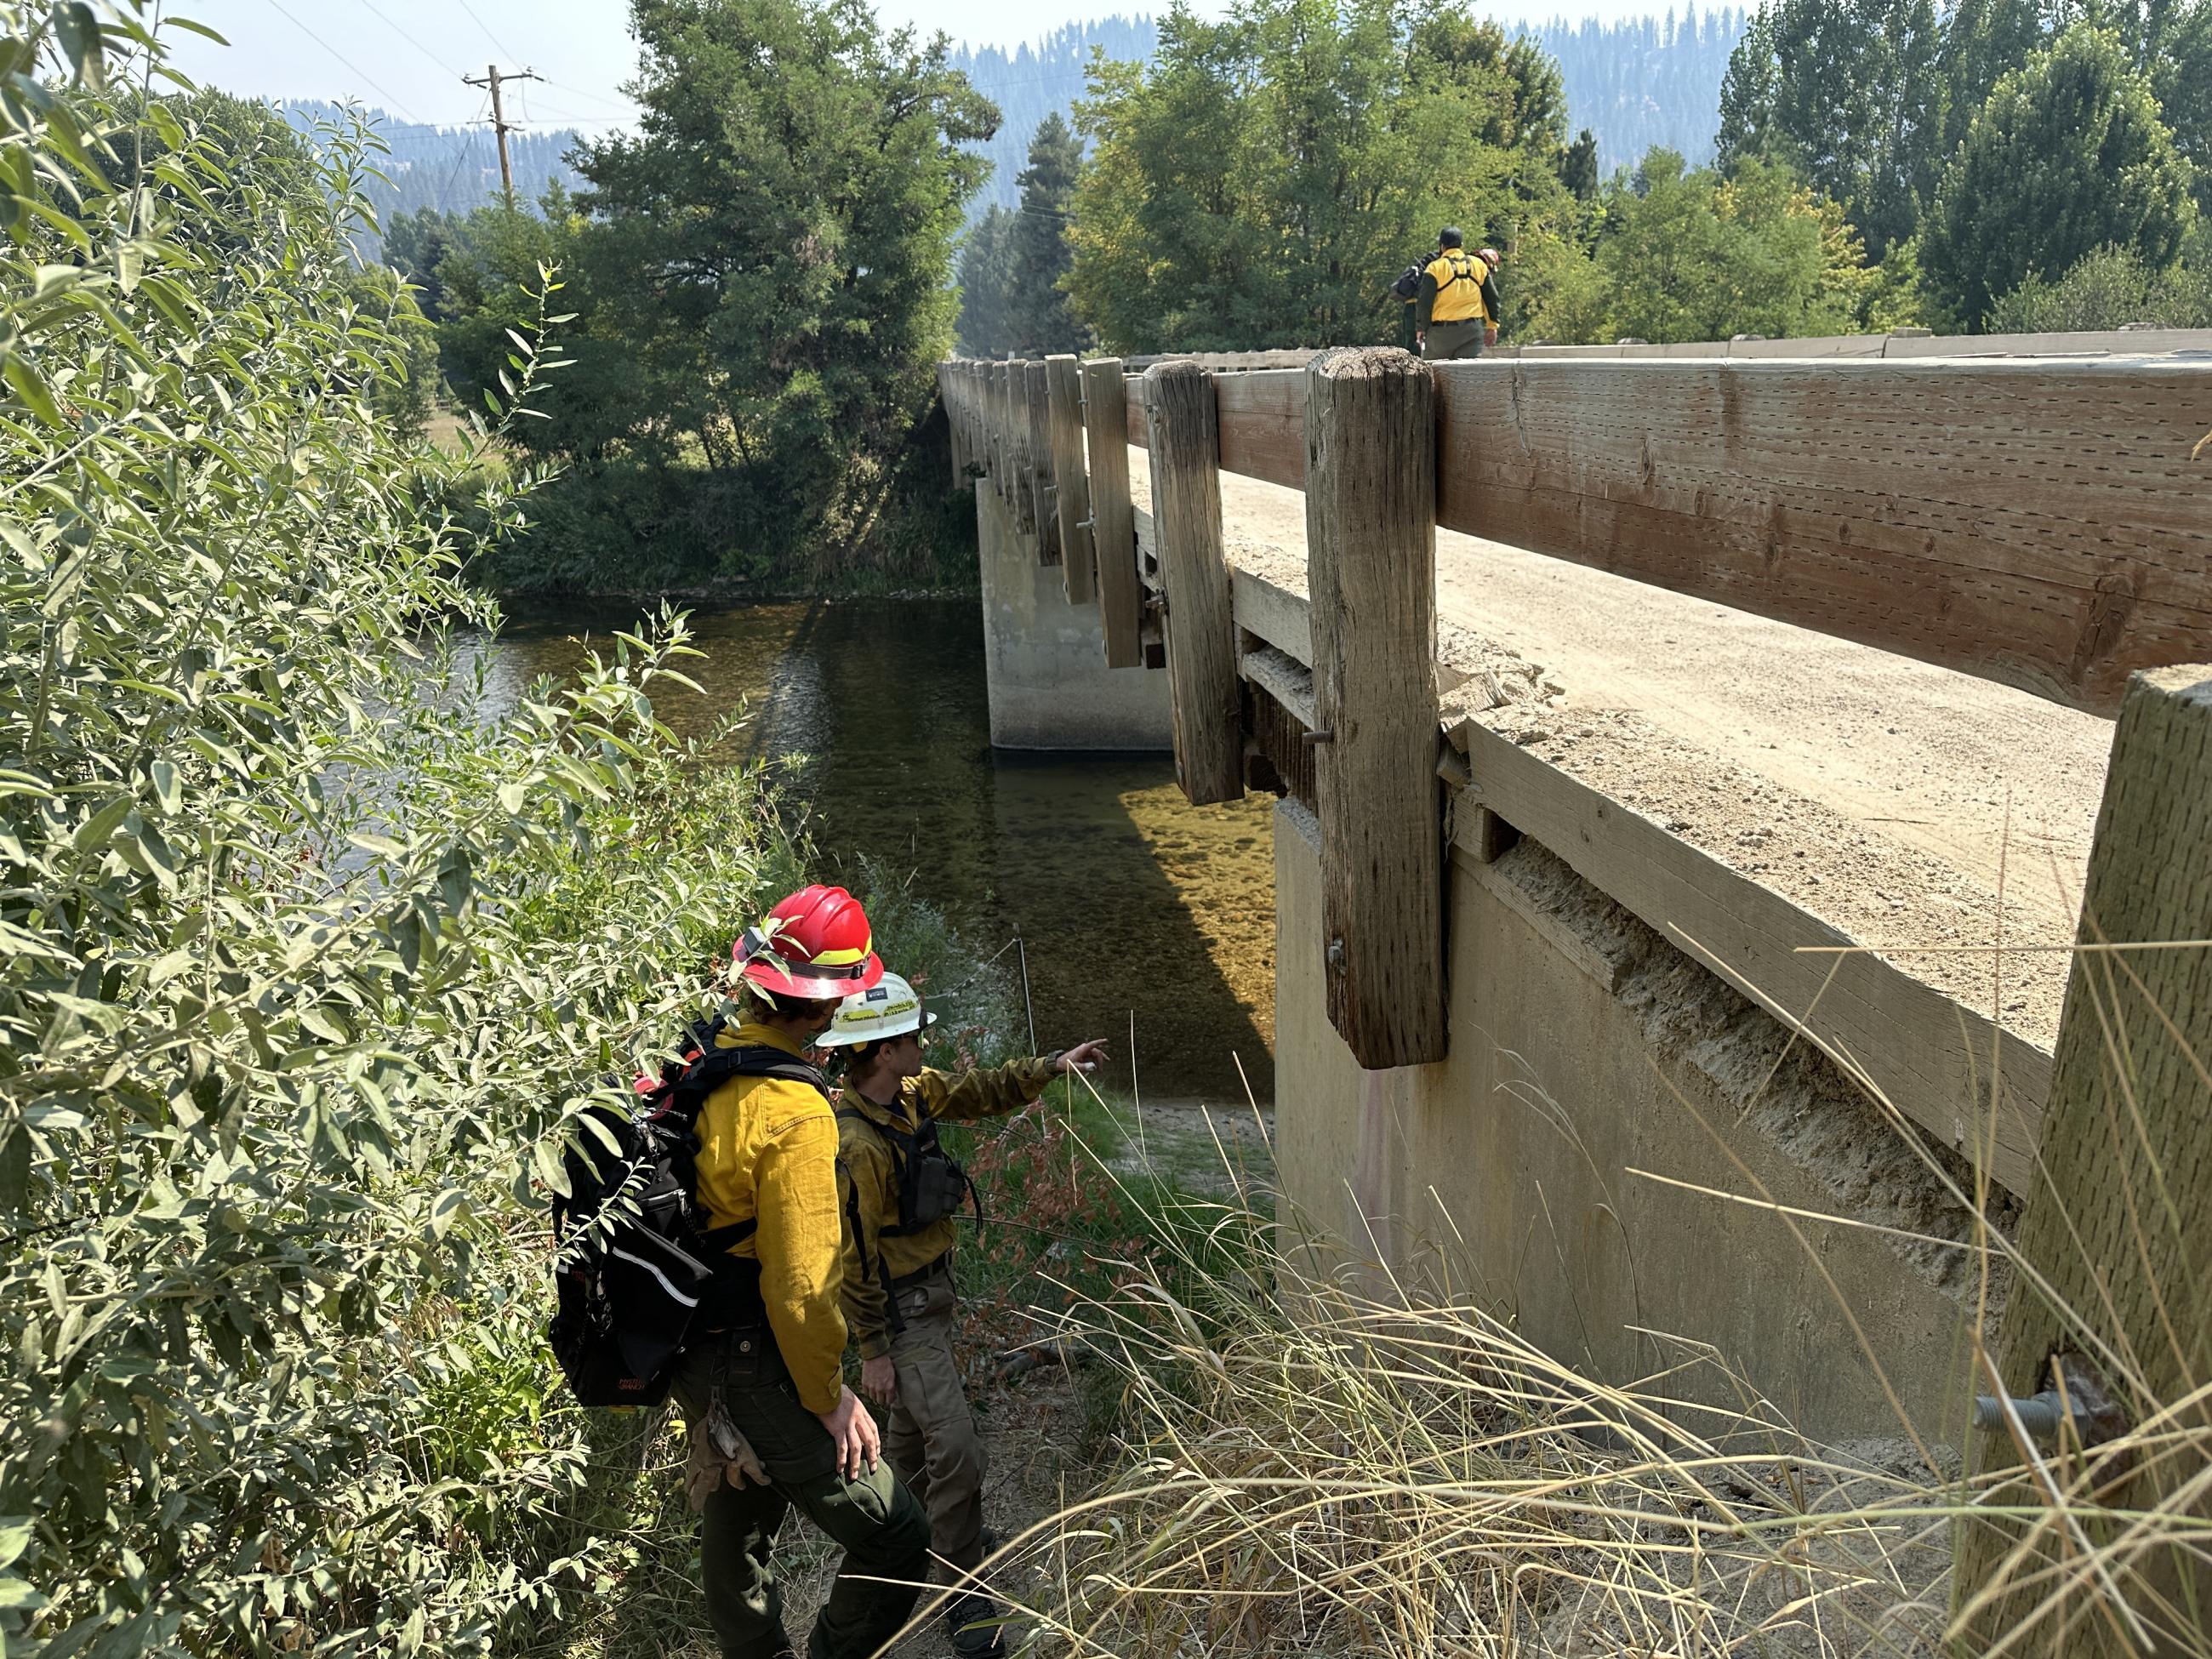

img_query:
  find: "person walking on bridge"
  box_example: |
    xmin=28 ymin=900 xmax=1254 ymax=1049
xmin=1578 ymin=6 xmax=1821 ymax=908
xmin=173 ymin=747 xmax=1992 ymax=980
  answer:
xmin=672 ymin=884 xmax=932 ymax=1659
xmin=1415 ymin=229 xmax=1502 ymax=360
xmin=820 ymin=972 xmax=1109 ymax=1658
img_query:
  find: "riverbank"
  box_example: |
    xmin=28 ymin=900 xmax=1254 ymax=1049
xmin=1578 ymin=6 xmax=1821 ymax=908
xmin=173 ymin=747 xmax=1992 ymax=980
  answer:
xmin=474 ymin=597 xmax=1279 ymax=1106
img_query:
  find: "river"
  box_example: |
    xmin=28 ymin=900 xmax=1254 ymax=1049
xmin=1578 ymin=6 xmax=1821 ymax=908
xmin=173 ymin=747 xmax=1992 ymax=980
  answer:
xmin=480 ymin=598 xmax=1277 ymax=1104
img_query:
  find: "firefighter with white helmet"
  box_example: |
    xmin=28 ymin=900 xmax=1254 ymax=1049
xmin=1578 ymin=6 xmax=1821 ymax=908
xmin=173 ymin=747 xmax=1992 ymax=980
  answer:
xmin=820 ymin=971 xmax=1108 ymax=1658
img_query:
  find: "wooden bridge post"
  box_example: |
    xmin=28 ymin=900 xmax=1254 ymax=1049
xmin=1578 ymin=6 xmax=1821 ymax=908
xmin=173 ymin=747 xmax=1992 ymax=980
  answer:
xmin=1141 ymin=361 xmax=1242 ymax=806
xmin=1081 ymin=357 xmax=1143 ymax=669
xmin=939 ymin=363 xmax=962 ymax=485
xmin=986 ymin=361 xmax=1012 ymax=511
xmin=1023 ymin=360 xmax=1059 ymax=564
xmin=957 ymin=362 xmax=981 ymax=490
xmin=1046 ymin=355 xmax=1096 ymax=603
xmin=1304 ymin=346 xmax=1445 ymax=1070
xmin=1956 ymin=664 xmax=2212 ymax=1652
xmin=1007 ymin=362 xmax=1035 ymax=540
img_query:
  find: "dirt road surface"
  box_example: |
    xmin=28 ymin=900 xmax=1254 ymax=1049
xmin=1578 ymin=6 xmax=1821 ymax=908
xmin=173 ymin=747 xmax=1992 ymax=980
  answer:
xmin=1131 ymin=448 xmax=2115 ymax=1049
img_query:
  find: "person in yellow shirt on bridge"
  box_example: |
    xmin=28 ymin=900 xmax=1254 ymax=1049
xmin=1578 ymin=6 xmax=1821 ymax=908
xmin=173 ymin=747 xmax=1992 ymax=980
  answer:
xmin=1415 ymin=228 xmax=1502 ymax=360
xmin=820 ymin=971 xmax=1109 ymax=1659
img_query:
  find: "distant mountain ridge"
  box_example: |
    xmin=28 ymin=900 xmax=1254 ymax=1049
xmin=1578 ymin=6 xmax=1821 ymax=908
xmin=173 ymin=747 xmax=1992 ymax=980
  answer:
xmin=947 ymin=17 xmax=1159 ymax=215
xmin=277 ymin=10 xmax=1742 ymax=254
xmin=1533 ymin=7 xmax=1747 ymax=170
xmin=276 ymin=100 xmax=587 ymax=255
xmin=949 ymin=9 xmax=1743 ymax=219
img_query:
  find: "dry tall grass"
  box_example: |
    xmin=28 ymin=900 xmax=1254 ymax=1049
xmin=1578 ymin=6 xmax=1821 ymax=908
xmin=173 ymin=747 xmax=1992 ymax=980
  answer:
xmin=978 ymin=1177 xmax=1957 ymax=1657
xmin=953 ymin=979 xmax=2212 ymax=1659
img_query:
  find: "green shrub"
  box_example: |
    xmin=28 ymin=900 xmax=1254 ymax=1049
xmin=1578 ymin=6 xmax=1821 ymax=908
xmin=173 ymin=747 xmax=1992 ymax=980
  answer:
xmin=1986 ymin=240 xmax=2212 ymax=333
xmin=0 ymin=14 xmax=823 ymax=1652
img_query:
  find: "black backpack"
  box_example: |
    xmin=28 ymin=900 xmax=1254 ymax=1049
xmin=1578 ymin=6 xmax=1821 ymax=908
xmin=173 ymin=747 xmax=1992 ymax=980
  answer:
xmin=547 ymin=1017 xmax=831 ymax=1408
xmin=1391 ymin=260 xmax=1426 ymax=300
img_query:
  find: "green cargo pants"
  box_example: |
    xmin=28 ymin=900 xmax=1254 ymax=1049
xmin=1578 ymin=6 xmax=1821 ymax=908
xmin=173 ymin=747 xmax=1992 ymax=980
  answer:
xmin=883 ymin=1264 xmax=986 ymax=1576
xmin=674 ymin=1328 xmax=932 ymax=1659
xmin=881 ymin=1263 xmax=1003 ymax=1654
xmin=1422 ymin=318 xmax=1486 ymax=359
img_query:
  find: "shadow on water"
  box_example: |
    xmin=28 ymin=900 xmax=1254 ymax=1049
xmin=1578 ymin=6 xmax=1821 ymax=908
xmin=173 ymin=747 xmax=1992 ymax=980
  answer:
xmin=481 ymin=597 xmax=1275 ymax=1103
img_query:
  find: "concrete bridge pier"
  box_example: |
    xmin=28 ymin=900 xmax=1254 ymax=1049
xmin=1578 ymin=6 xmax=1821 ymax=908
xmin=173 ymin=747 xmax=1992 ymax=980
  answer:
xmin=975 ymin=471 xmax=1171 ymax=751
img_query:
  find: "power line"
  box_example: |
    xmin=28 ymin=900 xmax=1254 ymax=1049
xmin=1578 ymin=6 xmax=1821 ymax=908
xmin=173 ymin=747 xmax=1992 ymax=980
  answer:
xmin=453 ymin=0 xmax=520 ymax=63
xmin=523 ymin=101 xmax=629 ymax=126
xmin=353 ymin=0 xmax=470 ymax=81
xmin=261 ymin=0 xmax=425 ymax=123
xmin=539 ymin=75 xmax=636 ymax=113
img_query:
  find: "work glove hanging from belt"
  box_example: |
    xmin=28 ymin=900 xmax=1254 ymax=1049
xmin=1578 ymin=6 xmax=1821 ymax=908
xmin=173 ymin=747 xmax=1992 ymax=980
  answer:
xmin=685 ymin=1398 xmax=769 ymax=1510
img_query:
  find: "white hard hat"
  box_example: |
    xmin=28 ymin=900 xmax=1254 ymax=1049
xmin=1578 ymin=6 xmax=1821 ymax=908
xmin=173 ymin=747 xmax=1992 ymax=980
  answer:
xmin=817 ymin=970 xmax=937 ymax=1048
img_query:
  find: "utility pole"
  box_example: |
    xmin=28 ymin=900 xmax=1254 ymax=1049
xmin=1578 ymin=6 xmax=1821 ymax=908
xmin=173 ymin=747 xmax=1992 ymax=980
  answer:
xmin=461 ymin=64 xmax=541 ymax=211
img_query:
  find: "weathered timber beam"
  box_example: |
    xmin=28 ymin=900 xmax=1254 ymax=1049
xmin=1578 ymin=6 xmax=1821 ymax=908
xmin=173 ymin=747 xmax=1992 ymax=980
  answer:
xmin=1214 ymin=368 xmax=1306 ymax=491
xmin=1241 ymin=645 xmax=1318 ymax=809
xmin=1239 ymin=641 xmax=1316 ymax=728
xmin=1957 ymin=664 xmax=2212 ymax=1649
xmin=938 ymin=364 xmax=963 ymax=486
xmin=1046 ymin=356 xmax=1096 ymax=603
xmin=992 ymin=361 xmax=1028 ymax=531
xmin=1081 ymin=358 xmax=1143 ymax=668
xmin=1143 ymin=362 xmax=1243 ymax=806
xmin=1430 ymin=356 xmax=2212 ymax=715
xmin=1452 ymin=715 xmax=2050 ymax=1194
xmin=1232 ymin=567 xmax=1312 ymax=668
xmin=1023 ymin=360 xmax=1059 ymax=566
xmin=1306 ymin=346 xmax=1446 ymax=1070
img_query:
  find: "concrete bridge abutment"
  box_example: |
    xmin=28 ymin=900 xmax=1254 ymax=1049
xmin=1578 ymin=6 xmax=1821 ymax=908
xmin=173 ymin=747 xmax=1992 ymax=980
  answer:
xmin=975 ymin=472 xmax=1171 ymax=751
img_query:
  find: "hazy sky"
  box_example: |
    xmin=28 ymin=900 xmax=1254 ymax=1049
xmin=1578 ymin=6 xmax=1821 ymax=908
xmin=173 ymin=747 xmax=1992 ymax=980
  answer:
xmin=171 ymin=0 xmax=1650 ymax=129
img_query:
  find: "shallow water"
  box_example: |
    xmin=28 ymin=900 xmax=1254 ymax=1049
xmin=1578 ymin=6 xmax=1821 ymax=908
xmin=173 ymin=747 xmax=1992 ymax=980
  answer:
xmin=480 ymin=598 xmax=1276 ymax=1103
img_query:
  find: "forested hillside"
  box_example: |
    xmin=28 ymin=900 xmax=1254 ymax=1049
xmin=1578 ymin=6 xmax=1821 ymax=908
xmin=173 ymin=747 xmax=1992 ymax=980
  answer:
xmin=276 ymin=100 xmax=585 ymax=256
xmin=949 ymin=10 xmax=1743 ymax=221
xmin=1532 ymin=8 xmax=1747 ymax=168
xmin=949 ymin=17 xmax=1159 ymax=214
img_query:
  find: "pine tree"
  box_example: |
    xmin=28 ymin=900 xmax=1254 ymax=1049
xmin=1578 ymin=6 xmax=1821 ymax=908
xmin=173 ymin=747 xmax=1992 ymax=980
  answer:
xmin=1924 ymin=22 xmax=2193 ymax=326
xmin=1564 ymin=128 xmax=1602 ymax=198
xmin=1005 ymin=114 xmax=1086 ymax=355
xmin=955 ymin=205 xmax=1018 ymax=354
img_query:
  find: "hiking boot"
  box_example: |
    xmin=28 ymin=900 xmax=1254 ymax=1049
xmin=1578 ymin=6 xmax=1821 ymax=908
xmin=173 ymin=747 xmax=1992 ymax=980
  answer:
xmin=945 ymin=1591 xmax=1007 ymax=1659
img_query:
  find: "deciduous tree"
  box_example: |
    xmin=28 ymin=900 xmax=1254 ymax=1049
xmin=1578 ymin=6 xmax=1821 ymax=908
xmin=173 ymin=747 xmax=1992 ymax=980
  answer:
xmin=1715 ymin=0 xmax=1944 ymax=259
xmin=1067 ymin=0 xmax=1576 ymax=352
xmin=1986 ymin=238 xmax=2212 ymax=330
xmin=1923 ymin=22 xmax=2193 ymax=326
xmin=564 ymin=0 xmax=996 ymax=573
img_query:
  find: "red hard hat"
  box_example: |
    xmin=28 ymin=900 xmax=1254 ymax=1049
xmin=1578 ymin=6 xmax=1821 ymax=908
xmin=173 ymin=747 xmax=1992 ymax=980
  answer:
xmin=733 ymin=885 xmax=885 ymax=1002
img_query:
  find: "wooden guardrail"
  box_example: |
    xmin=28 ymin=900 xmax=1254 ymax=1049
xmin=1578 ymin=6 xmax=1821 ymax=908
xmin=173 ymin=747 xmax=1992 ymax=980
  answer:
xmin=1112 ymin=352 xmax=2212 ymax=715
xmin=1124 ymin=323 xmax=2212 ymax=368
xmin=938 ymin=339 xmax=2212 ymax=1061
xmin=944 ymin=346 xmax=2212 ymax=1633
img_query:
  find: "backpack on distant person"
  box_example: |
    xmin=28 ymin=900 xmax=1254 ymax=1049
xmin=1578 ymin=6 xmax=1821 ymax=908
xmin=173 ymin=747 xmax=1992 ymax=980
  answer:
xmin=546 ymin=1016 xmax=830 ymax=1407
xmin=1390 ymin=261 xmax=1426 ymax=301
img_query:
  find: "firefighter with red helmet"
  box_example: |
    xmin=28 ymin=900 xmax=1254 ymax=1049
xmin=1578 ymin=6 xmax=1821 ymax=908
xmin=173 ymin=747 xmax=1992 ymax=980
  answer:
xmin=670 ymin=884 xmax=932 ymax=1659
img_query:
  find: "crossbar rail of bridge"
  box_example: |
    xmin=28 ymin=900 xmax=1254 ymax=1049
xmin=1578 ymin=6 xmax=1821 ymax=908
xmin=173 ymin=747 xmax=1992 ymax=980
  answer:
xmin=939 ymin=337 xmax=2212 ymax=1633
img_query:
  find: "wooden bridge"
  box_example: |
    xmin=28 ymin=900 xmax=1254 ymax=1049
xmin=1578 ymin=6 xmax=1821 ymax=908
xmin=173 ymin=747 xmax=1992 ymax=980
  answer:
xmin=938 ymin=333 xmax=2212 ymax=1616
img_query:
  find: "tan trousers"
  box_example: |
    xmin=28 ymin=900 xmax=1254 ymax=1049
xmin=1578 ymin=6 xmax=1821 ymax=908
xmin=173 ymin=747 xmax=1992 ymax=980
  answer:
xmin=883 ymin=1263 xmax=987 ymax=1577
